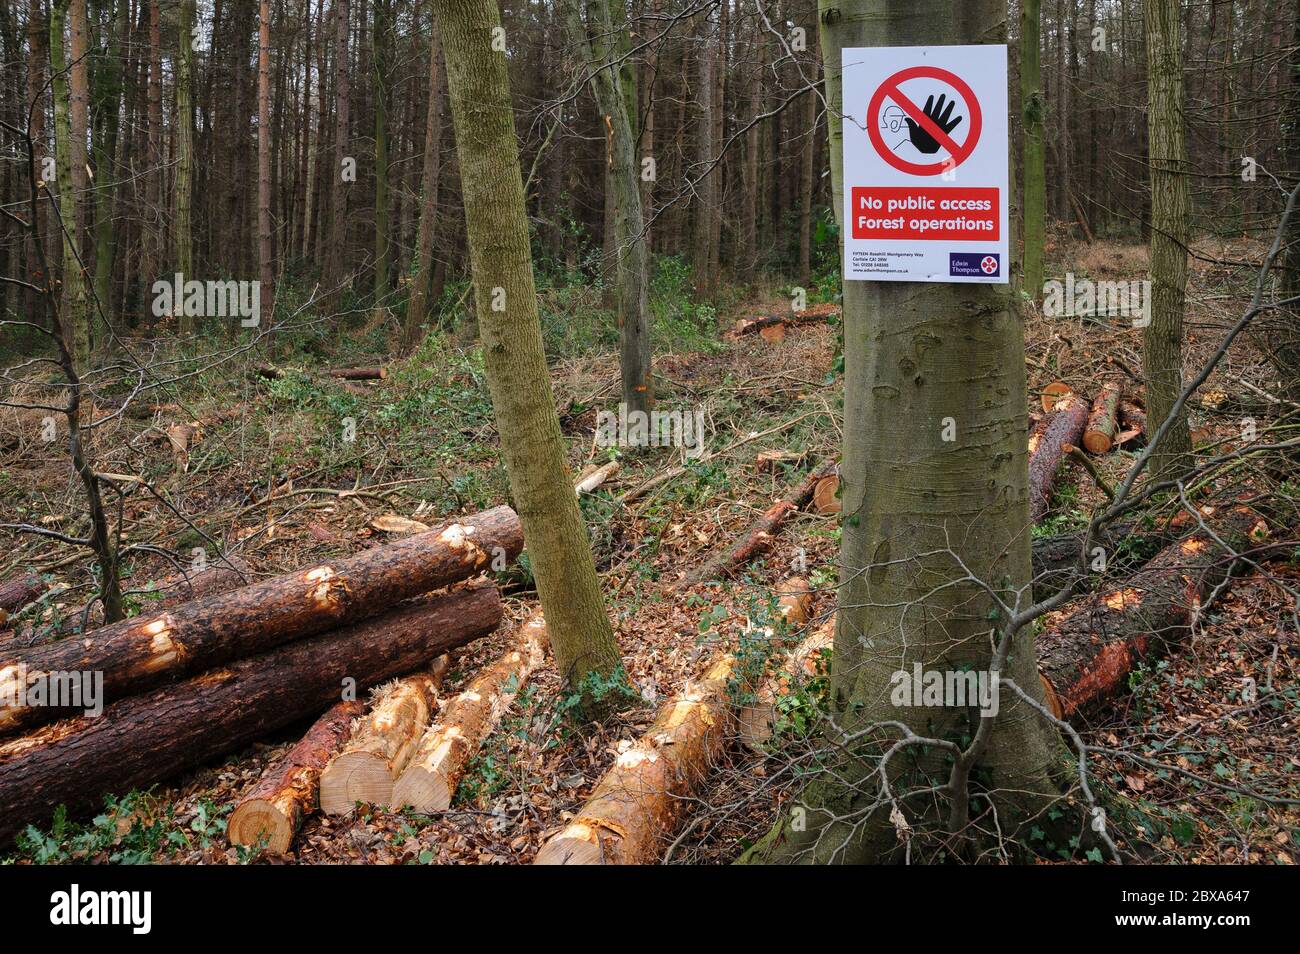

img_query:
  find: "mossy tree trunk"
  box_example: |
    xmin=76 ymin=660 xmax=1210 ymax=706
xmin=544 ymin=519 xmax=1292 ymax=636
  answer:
xmin=1020 ymin=0 xmax=1045 ymax=299
xmin=432 ymin=0 xmax=625 ymax=706
xmin=743 ymin=0 xmax=1066 ymax=865
xmin=49 ymin=0 xmax=89 ymax=368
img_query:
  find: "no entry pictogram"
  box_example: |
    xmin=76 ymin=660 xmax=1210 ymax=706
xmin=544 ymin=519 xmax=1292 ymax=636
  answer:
xmin=867 ymin=65 xmax=983 ymax=177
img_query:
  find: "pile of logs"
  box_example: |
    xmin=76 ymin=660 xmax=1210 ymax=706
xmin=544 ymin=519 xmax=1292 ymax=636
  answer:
xmin=0 ymin=505 xmax=524 ymax=847
xmin=1029 ymin=380 xmax=1147 ymax=521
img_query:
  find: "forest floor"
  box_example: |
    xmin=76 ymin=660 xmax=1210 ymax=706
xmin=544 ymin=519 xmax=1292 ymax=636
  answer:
xmin=1 ymin=239 xmax=1297 ymax=865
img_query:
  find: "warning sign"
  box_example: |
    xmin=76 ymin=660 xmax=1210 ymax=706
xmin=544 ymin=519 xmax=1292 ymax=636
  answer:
xmin=842 ymin=45 xmax=1008 ymax=283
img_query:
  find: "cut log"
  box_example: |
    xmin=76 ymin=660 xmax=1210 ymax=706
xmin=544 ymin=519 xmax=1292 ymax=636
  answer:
xmin=0 ymin=575 xmax=44 ymax=615
xmin=575 ymin=460 xmax=619 ymax=495
xmin=0 ymin=584 xmax=503 ymax=845
xmin=738 ymin=615 xmax=834 ymax=749
xmin=684 ymin=458 xmax=836 ymax=585
xmin=1028 ymin=395 xmax=1090 ymax=523
xmin=534 ymin=653 xmax=735 ymax=865
xmin=776 ymin=577 xmax=812 ymax=630
xmin=759 ymin=323 xmax=786 ymax=344
xmin=318 ymin=673 xmax=440 ymax=814
xmin=1039 ymin=382 xmax=1075 ymax=413
xmin=227 ymin=699 xmax=363 ymax=854
xmin=1117 ymin=399 xmax=1146 ymax=446
xmin=1030 ymin=523 xmax=1176 ymax=601
xmin=733 ymin=304 xmax=839 ymax=337
xmin=811 ymin=471 xmax=840 ymax=514
xmin=1083 ymin=379 xmax=1123 ymax=454
xmin=754 ymin=449 xmax=805 ymax=473
xmin=0 ymin=505 xmax=523 ymax=737
xmin=393 ymin=611 xmax=549 ymax=812
xmin=328 ymin=366 xmax=387 ymax=380
xmin=1036 ymin=506 xmax=1266 ymax=718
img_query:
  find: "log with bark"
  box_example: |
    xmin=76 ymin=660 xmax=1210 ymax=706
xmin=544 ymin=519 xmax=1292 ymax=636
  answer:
xmin=319 ymin=672 xmax=440 ymax=814
xmin=0 ymin=584 xmax=503 ymax=845
xmin=733 ymin=304 xmax=839 ymax=337
xmin=1036 ymin=506 xmax=1266 ymax=718
xmin=1083 ymin=379 xmax=1123 ymax=454
xmin=0 ymin=575 xmax=44 ymax=624
xmin=0 ymin=506 xmax=523 ymax=737
xmin=393 ymin=611 xmax=549 ymax=812
xmin=227 ymin=699 xmax=363 ymax=854
xmin=1117 ymin=399 xmax=1147 ymax=446
xmin=1029 ymin=523 xmax=1175 ymax=601
xmin=684 ymin=459 xmax=836 ymax=585
xmin=534 ymin=652 xmax=735 ymax=864
xmin=328 ymin=366 xmax=387 ymax=380
xmin=1028 ymin=394 xmax=1090 ymax=522
xmin=574 ymin=460 xmax=619 ymax=495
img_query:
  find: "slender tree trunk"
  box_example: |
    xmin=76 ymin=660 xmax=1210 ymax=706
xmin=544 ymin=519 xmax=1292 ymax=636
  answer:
xmin=745 ymin=0 xmax=1065 ymax=865
xmin=24 ymin=0 xmax=47 ymax=322
xmin=50 ymin=0 xmax=89 ymax=368
xmin=564 ymin=0 xmax=653 ymax=415
xmin=90 ymin=0 xmax=127 ymax=330
xmin=258 ymin=0 xmax=274 ymax=305
xmin=1144 ymin=0 xmax=1193 ymax=477
xmin=404 ymin=32 xmax=445 ymax=351
xmin=692 ymin=11 xmax=715 ymax=295
xmin=740 ymin=26 xmax=760 ymax=279
xmin=372 ymin=0 xmax=391 ymax=320
xmin=174 ymin=0 xmax=195 ymax=335
xmin=326 ymin=0 xmax=351 ymax=308
xmin=797 ymin=34 xmax=819 ymax=288
xmin=432 ymin=0 xmax=625 ymax=706
xmin=1021 ymin=0 xmax=1045 ymax=297
xmin=143 ymin=0 xmax=162 ymax=292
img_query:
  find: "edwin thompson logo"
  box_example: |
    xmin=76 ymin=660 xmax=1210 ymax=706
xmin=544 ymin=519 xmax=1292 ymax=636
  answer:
xmin=49 ymin=884 xmax=152 ymax=934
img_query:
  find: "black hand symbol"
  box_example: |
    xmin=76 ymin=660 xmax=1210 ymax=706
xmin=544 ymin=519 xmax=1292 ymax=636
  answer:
xmin=904 ymin=93 xmax=963 ymax=155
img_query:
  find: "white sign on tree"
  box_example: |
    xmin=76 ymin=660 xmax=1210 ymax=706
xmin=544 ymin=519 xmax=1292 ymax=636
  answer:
xmin=841 ymin=44 xmax=1009 ymax=284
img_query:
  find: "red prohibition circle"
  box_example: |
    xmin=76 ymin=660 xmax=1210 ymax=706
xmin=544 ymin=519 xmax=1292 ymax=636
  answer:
xmin=867 ymin=65 xmax=983 ymax=177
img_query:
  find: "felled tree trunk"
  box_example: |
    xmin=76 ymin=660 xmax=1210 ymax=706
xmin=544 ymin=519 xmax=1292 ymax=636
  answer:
xmin=1118 ymin=399 xmax=1147 ymax=445
xmin=0 ymin=585 xmax=502 ymax=845
xmin=0 ymin=506 xmax=522 ymax=737
xmin=1028 ymin=394 xmax=1089 ymax=522
xmin=1083 ymin=379 xmax=1123 ymax=454
xmin=0 ymin=576 xmax=44 ymax=620
xmin=734 ymin=304 xmax=840 ymax=336
xmin=319 ymin=672 xmax=440 ymax=814
xmin=227 ymin=699 xmax=363 ymax=854
xmin=328 ymin=366 xmax=387 ymax=380
xmin=1029 ymin=522 xmax=1176 ymax=601
xmin=684 ymin=459 xmax=836 ymax=585
xmin=738 ymin=615 xmax=834 ymax=749
xmin=533 ymin=653 xmax=734 ymax=864
xmin=393 ymin=611 xmax=549 ymax=812
xmin=1037 ymin=506 xmax=1265 ymax=717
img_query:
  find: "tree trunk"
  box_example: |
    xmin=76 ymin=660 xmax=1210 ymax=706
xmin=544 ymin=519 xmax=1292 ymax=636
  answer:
xmin=49 ymin=0 xmax=89 ymax=368
xmin=1037 ymin=507 xmax=1265 ymax=717
xmin=692 ymin=11 xmax=715 ymax=296
xmin=325 ymin=0 xmax=352 ymax=309
xmin=174 ymin=0 xmax=195 ymax=335
xmin=0 ymin=586 xmax=502 ymax=846
xmin=432 ymin=0 xmax=624 ymax=704
xmin=403 ymin=32 xmax=445 ymax=352
xmin=564 ymin=0 xmax=654 ymax=415
xmin=0 ymin=506 xmax=523 ymax=736
xmin=1021 ymin=0 xmax=1045 ymax=297
xmin=371 ymin=0 xmax=391 ymax=322
xmin=257 ymin=0 xmax=274 ymax=303
xmin=1082 ymin=379 xmax=1122 ymax=454
xmin=143 ymin=0 xmax=163 ymax=292
xmin=1143 ymin=0 xmax=1192 ymax=478
xmin=393 ymin=610 xmax=548 ymax=812
xmin=746 ymin=0 xmax=1066 ymax=865
xmin=227 ymin=699 xmax=363 ymax=854
xmin=90 ymin=0 xmax=126 ymax=330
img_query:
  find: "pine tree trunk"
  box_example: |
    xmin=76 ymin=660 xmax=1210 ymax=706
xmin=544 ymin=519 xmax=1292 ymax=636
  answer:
xmin=258 ymin=0 xmax=274 ymax=303
xmin=1021 ymin=0 xmax=1045 ymax=297
xmin=1143 ymin=0 xmax=1192 ymax=478
xmin=90 ymin=0 xmax=125 ymax=330
xmin=326 ymin=0 xmax=351 ymax=308
xmin=745 ymin=0 xmax=1065 ymax=865
xmin=372 ymin=0 xmax=391 ymax=322
xmin=174 ymin=0 xmax=195 ymax=335
xmin=49 ymin=0 xmax=89 ymax=368
xmin=404 ymin=33 xmax=445 ymax=351
xmin=430 ymin=0 xmax=624 ymax=704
